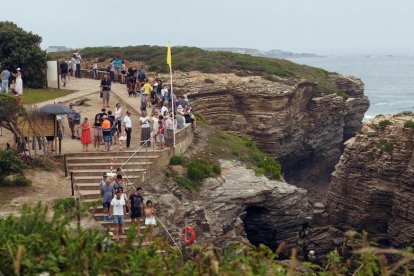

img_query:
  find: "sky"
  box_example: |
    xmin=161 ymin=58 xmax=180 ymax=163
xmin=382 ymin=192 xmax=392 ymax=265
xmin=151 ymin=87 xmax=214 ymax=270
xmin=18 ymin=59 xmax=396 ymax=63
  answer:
xmin=5 ymin=0 xmax=414 ymax=55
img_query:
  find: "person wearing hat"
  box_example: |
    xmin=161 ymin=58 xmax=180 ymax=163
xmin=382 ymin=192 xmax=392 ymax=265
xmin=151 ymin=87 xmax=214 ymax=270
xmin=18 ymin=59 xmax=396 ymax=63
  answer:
xmin=12 ymin=68 xmax=23 ymax=95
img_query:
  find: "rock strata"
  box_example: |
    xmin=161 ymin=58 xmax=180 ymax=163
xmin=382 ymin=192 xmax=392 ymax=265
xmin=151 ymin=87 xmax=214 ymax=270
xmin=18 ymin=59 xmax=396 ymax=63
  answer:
xmin=150 ymin=160 xmax=311 ymax=256
xmin=176 ymin=72 xmax=369 ymax=183
xmin=327 ymin=113 xmax=414 ymax=247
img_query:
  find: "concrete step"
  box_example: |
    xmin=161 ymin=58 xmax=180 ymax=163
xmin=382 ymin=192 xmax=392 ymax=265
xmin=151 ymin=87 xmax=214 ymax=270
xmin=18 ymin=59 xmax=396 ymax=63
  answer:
xmin=67 ymin=162 xmax=154 ymax=170
xmin=66 ymin=155 xmax=159 ymax=164
xmin=79 ymin=190 xmax=101 ymax=200
xmin=94 ymin=212 xmax=143 ymax=221
xmin=100 ymin=218 xmax=145 ymax=227
xmin=65 ymin=149 xmax=166 ymax=158
xmin=71 ymin=168 xmax=147 ymax=177
xmin=74 ymin=174 xmax=144 ymax=184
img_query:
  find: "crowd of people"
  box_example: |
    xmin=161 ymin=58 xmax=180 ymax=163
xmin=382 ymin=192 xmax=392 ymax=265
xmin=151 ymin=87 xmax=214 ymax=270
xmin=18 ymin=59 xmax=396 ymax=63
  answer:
xmin=100 ymin=170 xmax=156 ymax=241
xmin=1 ymin=67 xmax=24 ymax=103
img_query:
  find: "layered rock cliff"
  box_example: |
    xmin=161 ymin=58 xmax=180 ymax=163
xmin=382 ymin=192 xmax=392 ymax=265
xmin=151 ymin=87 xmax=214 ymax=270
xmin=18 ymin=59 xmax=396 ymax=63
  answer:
xmin=174 ymin=72 xmax=369 ymax=185
xmin=148 ymin=160 xmax=311 ymax=256
xmin=327 ymin=113 xmax=414 ymax=247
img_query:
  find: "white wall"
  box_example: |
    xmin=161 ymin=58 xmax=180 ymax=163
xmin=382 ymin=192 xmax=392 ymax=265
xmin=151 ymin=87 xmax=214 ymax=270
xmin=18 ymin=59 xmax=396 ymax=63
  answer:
xmin=46 ymin=61 xmax=58 ymax=89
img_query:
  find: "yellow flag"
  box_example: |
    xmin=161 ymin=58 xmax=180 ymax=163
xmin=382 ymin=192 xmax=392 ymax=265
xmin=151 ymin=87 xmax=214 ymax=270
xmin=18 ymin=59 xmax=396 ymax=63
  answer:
xmin=167 ymin=44 xmax=172 ymax=69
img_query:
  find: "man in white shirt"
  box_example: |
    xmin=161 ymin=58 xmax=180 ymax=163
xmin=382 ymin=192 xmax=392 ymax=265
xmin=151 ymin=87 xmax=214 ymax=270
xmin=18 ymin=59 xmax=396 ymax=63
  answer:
xmin=109 ymin=189 xmax=126 ymax=240
xmin=123 ymin=111 xmax=132 ymax=148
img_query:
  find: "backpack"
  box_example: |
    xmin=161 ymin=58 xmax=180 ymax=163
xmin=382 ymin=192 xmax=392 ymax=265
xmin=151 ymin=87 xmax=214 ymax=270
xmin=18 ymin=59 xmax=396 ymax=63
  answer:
xmin=132 ymin=194 xmax=143 ymax=210
xmin=73 ymin=112 xmax=81 ymax=124
xmin=106 ymin=65 xmax=111 ymax=72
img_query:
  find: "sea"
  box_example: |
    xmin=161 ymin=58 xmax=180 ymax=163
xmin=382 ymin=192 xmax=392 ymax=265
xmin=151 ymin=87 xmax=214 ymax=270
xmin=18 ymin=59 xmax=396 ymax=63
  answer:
xmin=288 ymin=55 xmax=414 ymax=120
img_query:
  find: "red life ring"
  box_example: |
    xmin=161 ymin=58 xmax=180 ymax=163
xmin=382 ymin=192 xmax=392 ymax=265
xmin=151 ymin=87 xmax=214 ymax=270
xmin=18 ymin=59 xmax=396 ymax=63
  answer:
xmin=181 ymin=226 xmax=196 ymax=245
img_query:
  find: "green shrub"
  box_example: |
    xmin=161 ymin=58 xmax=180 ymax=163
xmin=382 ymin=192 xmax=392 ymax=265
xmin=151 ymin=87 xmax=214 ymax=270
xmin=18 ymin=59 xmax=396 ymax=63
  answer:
xmin=204 ymin=78 xmax=215 ymax=84
xmin=170 ymin=155 xmax=187 ymax=165
xmin=10 ymin=176 xmax=32 ymax=187
xmin=211 ymin=164 xmax=221 ymax=175
xmin=337 ymin=90 xmax=350 ymax=100
xmin=187 ymin=159 xmax=211 ymax=181
xmin=53 ymin=197 xmax=76 ymax=212
xmin=0 ymin=150 xmax=27 ymax=178
xmin=378 ymin=119 xmax=392 ymax=130
xmin=403 ymin=120 xmax=414 ymax=129
xmin=174 ymin=177 xmax=198 ymax=191
xmin=377 ymin=139 xmax=394 ymax=153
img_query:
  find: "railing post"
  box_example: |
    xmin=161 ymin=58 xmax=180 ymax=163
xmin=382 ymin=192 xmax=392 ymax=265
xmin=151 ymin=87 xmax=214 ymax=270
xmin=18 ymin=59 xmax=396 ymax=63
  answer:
xmin=70 ymin=171 xmax=74 ymax=196
xmin=64 ymin=154 xmax=67 ymax=177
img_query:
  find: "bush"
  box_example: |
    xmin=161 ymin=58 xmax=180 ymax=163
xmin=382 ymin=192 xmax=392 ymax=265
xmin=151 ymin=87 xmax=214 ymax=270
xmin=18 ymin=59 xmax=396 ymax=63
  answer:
xmin=378 ymin=119 xmax=392 ymax=130
xmin=211 ymin=164 xmax=221 ymax=175
xmin=174 ymin=177 xmax=198 ymax=191
xmin=403 ymin=120 xmax=414 ymax=129
xmin=377 ymin=139 xmax=394 ymax=153
xmin=53 ymin=198 xmax=76 ymax=212
xmin=187 ymin=159 xmax=211 ymax=181
xmin=0 ymin=149 xmax=27 ymax=178
xmin=0 ymin=175 xmax=31 ymax=187
xmin=170 ymin=155 xmax=187 ymax=165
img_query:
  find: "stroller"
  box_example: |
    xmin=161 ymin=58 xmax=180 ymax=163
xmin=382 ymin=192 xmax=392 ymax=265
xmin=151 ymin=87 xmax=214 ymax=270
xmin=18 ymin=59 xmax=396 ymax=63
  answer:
xmin=127 ymin=76 xmax=137 ymax=97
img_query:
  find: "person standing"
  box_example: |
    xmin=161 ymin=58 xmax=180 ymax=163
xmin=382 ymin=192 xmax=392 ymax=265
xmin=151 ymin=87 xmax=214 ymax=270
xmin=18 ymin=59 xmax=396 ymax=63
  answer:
xmin=129 ymin=187 xmax=145 ymax=235
xmin=120 ymin=60 xmax=126 ymax=84
xmin=140 ymin=110 xmax=151 ymax=146
xmin=100 ymin=74 xmax=112 ymax=108
xmin=123 ymin=111 xmax=132 ymax=148
xmin=163 ymin=112 xmax=174 ymax=147
xmin=144 ymin=200 xmax=156 ymax=242
xmin=1 ymin=68 xmax=10 ymax=93
xmin=59 ymin=61 xmax=68 ymax=87
xmin=101 ymin=178 xmax=115 ymax=222
xmin=71 ymin=55 xmax=77 ymax=79
xmin=114 ymin=103 xmax=122 ymax=133
xmin=92 ymin=62 xmax=98 ymax=79
xmin=75 ymin=50 xmax=82 ymax=78
xmin=101 ymin=115 xmax=112 ymax=151
xmin=80 ymin=118 xmax=91 ymax=152
xmin=67 ymin=103 xmax=80 ymax=139
xmin=113 ymin=56 xmax=122 ymax=82
xmin=12 ymin=68 xmax=23 ymax=95
xmin=109 ymin=189 xmax=126 ymax=241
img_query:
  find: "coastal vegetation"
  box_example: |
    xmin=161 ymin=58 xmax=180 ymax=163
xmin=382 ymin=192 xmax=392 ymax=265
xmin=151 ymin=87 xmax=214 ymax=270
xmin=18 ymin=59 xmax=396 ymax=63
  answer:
xmin=403 ymin=119 xmax=414 ymax=129
xmin=48 ymin=45 xmax=343 ymax=96
xmin=1 ymin=203 xmax=413 ymax=275
xmin=0 ymin=149 xmax=31 ymax=187
xmin=22 ymin=88 xmax=76 ymax=105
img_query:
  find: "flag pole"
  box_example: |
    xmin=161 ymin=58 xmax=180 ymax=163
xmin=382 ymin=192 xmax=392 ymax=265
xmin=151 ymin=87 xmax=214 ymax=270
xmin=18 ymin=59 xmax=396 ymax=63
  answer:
xmin=167 ymin=43 xmax=175 ymax=150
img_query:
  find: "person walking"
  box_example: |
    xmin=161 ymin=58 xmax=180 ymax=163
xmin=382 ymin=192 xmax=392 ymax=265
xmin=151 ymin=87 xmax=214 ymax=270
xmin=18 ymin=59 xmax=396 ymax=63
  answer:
xmin=12 ymin=68 xmax=23 ymax=95
xmin=123 ymin=111 xmax=132 ymax=148
xmin=109 ymin=189 xmax=126 ymax=241
xmin=59 ymin=61 xmax=68 ymax=87
xmin=115 ymin=103 xmax=122 ymax=134
xmin=140 ymin=110 xmax=151 ymax=146
xmin=1 ymin=68 xmax=10 ymax=93
xmin=100 ymin=74 xmax=112 ymax=108
xmin=129 ymin=187 xmax=145 ymax=235
xmin=144 ymin=200 xmax=156 ymax=242
xmin=71 ymin=55 xmax=77 ymax=79
xmin=101 ymin=178 xmax=115 ymax=222
xmin=81 ymin=118 xmax=91 ymax=152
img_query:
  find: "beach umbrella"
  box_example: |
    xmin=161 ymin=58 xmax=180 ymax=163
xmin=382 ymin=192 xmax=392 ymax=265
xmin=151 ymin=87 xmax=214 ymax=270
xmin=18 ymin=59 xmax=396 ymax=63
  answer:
xmin=40 ymin=104 xmax=72 ymax=115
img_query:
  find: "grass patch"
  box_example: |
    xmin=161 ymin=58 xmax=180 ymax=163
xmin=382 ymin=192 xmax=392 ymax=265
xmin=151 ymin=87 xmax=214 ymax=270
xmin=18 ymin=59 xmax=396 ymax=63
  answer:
xmin=22 ymin=88 xmax=77 ymax=105
xmin=49 ymin=45 xmax=342 ymax=95
xmin=170 ymin=155 xmax=187 ymax=165
xmin=0 ymin=176 xmax=31 ymax=187
xmin=173 ymin=176 xmax=199 ymax=191
xmin=207 ymin=130 xmax=282 ymax=180
xmin=378 ymin=119 xmax=392 ymax=130
xmin=377 ymin=139 xmax=394 ymax=154
xmin=403 ymin=120 xmax=414 ymax=129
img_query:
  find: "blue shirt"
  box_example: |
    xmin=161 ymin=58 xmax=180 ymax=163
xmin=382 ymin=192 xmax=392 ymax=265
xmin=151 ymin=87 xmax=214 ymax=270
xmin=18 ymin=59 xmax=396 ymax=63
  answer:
xmin=1 ymin=70 xmax=10 ymax=81
xmin=101 ymin=184 xmax=114 ymax=203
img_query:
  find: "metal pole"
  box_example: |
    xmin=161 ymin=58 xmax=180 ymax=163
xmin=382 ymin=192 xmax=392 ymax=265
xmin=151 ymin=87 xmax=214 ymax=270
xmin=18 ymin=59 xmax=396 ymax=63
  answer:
xmin=57 ymin=61 xmax=60 ymax=90
xmin=169 ymin=66 xmax=175 ymax=150
xmin=70 ymin=172 xmax=74 ymax=196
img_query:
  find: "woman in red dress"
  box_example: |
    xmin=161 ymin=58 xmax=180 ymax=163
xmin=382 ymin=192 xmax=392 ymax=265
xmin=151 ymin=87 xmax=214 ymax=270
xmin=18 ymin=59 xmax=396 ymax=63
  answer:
xmin=81 ymin=118 xmax=92 ymax=152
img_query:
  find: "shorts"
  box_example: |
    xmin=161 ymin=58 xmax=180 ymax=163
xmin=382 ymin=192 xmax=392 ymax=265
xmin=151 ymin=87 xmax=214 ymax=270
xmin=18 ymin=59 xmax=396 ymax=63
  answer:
xmin=102 ymin=201 xmax=111 ymax=209
xmin=130 ymin=209 xmax=142 ymax=219
xmin=61 ymin=73 xmax=67 ymax=79
xmin=94 ymin=127 xmax=102 ymax=136
xmin=102 ymin=90 xmax=110 ymax=100
xmin=157 ymin=134 xmax=164 ymax=143
xmin=145 ymin=217 xmax=156 ymax=226
xmin=113 ymin=215 xmax=124 ymax=224
xmin=103 ymin=133 xmax=112 ymax=143
xmin=68 ymin=120 xmax=75 ymax=130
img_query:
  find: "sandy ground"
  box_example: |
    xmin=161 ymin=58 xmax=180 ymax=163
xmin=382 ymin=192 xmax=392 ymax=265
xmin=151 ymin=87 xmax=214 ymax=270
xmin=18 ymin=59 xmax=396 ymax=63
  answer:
xmin=0 ymin=78 xmax=152 ymax=215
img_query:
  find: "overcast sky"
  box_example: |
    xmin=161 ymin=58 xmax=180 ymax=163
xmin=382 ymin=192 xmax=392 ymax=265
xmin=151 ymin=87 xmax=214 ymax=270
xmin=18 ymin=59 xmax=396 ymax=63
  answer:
xmin=5 ymin=0 xmax=414 ymax=55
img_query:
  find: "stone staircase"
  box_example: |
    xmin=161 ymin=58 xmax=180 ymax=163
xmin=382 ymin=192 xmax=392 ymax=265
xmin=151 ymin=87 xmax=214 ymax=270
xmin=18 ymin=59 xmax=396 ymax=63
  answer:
xmin=65 ymin=149 xmax=169 ymax=241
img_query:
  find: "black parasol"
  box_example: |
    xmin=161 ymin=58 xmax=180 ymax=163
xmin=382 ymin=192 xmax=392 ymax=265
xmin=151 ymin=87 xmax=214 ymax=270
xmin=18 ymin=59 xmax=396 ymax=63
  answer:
xmin=40 ymin=104 xmax=72 ymax=115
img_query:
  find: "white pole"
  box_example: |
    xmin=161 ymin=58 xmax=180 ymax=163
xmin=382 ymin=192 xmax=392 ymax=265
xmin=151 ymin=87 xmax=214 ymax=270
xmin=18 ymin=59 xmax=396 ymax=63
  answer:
xmin=169 ymin=65 xmax=175 ymax=149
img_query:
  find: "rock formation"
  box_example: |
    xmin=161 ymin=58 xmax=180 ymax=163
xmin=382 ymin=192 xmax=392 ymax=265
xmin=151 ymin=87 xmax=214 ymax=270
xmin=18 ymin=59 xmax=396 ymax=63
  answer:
xmin=174 ymin=72 xmax=369 ymax=184
xmin=327 ymin=113 xmax=414 ymax=247
xmin=148 ymin=160 xmax=311 ymax=256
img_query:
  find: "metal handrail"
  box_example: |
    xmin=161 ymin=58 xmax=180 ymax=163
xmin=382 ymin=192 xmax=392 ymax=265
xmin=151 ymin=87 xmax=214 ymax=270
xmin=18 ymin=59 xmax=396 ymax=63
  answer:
xmin=156 ymin=216 xmax=182 ymax=253
xmin=120 ymin=132 xmax=156 ymax=192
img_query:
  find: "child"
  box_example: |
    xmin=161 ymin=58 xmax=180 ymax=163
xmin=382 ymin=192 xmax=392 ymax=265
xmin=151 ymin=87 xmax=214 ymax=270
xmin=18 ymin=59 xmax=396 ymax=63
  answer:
xmin=157 ymin=120 xmax=164 ymax=149
xmin=144 ymin=200 xmax=156 ymax=241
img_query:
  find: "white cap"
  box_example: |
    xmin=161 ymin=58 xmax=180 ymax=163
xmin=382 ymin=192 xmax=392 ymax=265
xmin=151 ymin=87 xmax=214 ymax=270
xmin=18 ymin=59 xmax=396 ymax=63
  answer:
xmin=16 ymin=68 xmax=21 ymax=71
